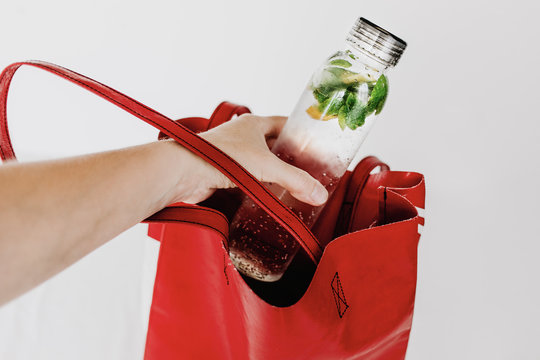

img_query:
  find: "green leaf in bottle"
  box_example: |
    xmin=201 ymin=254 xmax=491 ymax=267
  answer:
xmin=318 ymin=67 xmax=350 ymax=90
xmin=318 ymin=97 xmax=330 ymax=112
xmin=316 ymin=91 xmax=345 ymax=120
xmin=327 ymin=51 xmax=343 ymax=60
xmin=309 ymin=64 xmax=387 ymax=131
xmin=329 ymin=59 xmax=352 ymax=68
xmin=366 ymin=74 xmax=388 ymax=115
xmin=374 ymin=91 xmax=388 ymax=114
xmin=345 ymin=90 xmax=357 ymax=109
xmin=336 ymin=91 xmax=363 ymax=130
xmin=312 ymin=87 xmax=330 ymax=104
xmin=313 ymin=67 xmax=373 ymax=97
xmin=346 ymin=102 xmax=368 ymax=130
xmin=329 ymin=91 xmax=347 ymax=113
xmin=346 ymin=50 xmax=358 ymax=60
xmin=338 ymin=106 xmax=347 ymax=130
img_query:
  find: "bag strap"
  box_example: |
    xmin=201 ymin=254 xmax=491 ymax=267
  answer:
xmin=157 ymin=101 xmax=251 ymax=139
xmin=346 ymin=156 xmax=389 ymax=233
xmin=0 ymin=61 xmax=323 ymax=262
xmin=148 ymin=102 xmax=251 ymax=246
xmin=208 ymin=101 xmax=250 ymax=129
xmin=144 ymin=203 xmax=230 ymax=250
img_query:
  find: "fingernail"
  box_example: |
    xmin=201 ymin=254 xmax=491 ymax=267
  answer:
xmin=311 ymin=184 xmax=328 ymax=205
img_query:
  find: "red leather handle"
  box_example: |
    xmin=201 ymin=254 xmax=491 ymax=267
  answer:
xmin=0 ymin=61 xmax=323 ymax=262
xmin=347 ymin=156 xmax=389 ymax=232
xmin=207 ymin=101 xmax=250 ymax=129
xmin=157 ymin=101 xmax=250 ymax=139
xmin=144 ymin=203 xmax=230 ymax=250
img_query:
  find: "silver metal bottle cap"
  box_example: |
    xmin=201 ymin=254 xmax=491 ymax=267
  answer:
xmin=346 ymin=17 xmax=407 ymax=68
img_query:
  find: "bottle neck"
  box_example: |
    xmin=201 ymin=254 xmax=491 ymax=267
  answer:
xmin=345 ymin=17 xmax=406 ymax=71
xmin=344 ymin=42 xmax=390 ymax=78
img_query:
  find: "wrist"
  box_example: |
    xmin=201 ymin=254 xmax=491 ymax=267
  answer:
xmin=154 ymin=139 xmax=213 ymax=205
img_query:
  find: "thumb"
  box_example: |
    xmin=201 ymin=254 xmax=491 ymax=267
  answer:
xmin=267 ymin=157 xmax=329 ymax=206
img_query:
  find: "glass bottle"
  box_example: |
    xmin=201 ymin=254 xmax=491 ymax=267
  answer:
xmin=229 ymin=17 xmax=407 ymax=281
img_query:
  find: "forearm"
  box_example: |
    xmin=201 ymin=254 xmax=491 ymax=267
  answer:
xmin=0 ymin=113 xmax=329 ymax=306
xmin=0 ymin=140 xmax=200 ymax=305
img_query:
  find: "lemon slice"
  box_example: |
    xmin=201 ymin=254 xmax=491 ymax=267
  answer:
xmin=341 ymin=72 xmax=374 ymax=84
xmin=306 ymin=105 xmax=338 ymax=121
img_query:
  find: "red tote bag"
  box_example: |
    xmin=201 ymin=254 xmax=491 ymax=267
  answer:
xmin=0 ymin=61 xmax=425 ymax=360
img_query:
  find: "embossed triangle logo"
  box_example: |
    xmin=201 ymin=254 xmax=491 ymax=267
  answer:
xmin=331 ymin=272 xmax=349 ymax=318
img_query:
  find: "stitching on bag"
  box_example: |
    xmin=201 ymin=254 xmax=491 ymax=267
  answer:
xmin=0 ymin=68 xmax=12 ymax=159
xmin=150 ymin=206 xmax=230 ymax=235
xmin=383 ymin=187 xmax=387 ymax=225
xmin=164 ymin=205 xmax=229 ymax=224
xmin=151 ymin=216 xmax=230 ymax=256
xmin=331 ymin=272 xmax=349 ymax=318
xmin=223 ymin=253 xmax=230 ymax=285
xmin=348 ymin=159 xmax=386 ymax=232
xmin=2 ymin=68 xmax=17 ymax=155
xmin=154 ymin=207 xmax=230 ymax=254
xmin=149 ymin=218 xmax=232 ymax=282
xmin=4 ymin=62 xmax=320 ymax=259
xmin=0 ymin=71 xmax=4 ymax=156
xmin=150 ymin=219 xmax=228 ymax=241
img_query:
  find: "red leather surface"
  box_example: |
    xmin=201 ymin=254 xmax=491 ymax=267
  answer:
xmin=145 ymin=159 xmax=425 ymax=359
xmin=145 ymin=105 xmax=425 ymax=359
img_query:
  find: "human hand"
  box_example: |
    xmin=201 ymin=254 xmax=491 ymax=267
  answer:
xmin=169 ymin=114 xmax=328 ymax=206
xmin=0 ymin=113 xmax=326 ymax=306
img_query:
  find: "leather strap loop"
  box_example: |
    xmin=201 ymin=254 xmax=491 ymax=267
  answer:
xmin=347 ymin=156 xmax=389 ymax=233
xmin=158 ymin=117 xmax=208 ymax=138
xmin=0 ymin=61 xmax=323 ymax=262
xmin=157 ymin=101 xmax=250 ymax=139
xmin=207 ymin=101 xmax=250 ymax=129
xmin=144 ymin=203 xmax=230 ymax=250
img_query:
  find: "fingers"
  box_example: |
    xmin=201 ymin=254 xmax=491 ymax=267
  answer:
xmin=201 ymin=113 xmax=327 ymax=207
xmin=265 ymin=157 xmax=328 ymax=206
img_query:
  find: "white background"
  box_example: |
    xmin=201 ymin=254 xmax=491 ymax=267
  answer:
xmin=0 ymin=0 xmax=539 ymax=359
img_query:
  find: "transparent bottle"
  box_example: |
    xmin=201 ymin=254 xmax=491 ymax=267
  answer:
xmin=229 ymin=17 xmax=407 ymax=281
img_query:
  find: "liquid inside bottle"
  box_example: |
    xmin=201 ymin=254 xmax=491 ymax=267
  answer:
xmin=229 ymin=17 xmax=407 ymax=281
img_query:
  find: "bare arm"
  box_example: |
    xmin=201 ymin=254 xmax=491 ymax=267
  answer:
xmin=0 ymin=114 xmax=328 ymax=306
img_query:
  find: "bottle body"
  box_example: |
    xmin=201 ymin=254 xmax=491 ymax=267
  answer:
xmin=229 ymin=18 xmax=406 ymax=282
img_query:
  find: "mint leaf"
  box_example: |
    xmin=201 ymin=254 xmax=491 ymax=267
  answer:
xmin=366 ymin=74 xmax=388 ymax=115
xmin=374 ymin=91 xmax=388 ymax=114
xmin=328 ymin=51 xmax=342 ymax=60
xmin=329 ymin=59 xmax=352 ymax=68
xmin=313 ymin=88 xmax=330 ymax=103
xmin=327 ymin=96 xmax=345 ymax=115
xmin=319 ymin=92 xmax=345 ymax=116
xmin=333 ymin=91 xmax=365 ymax=131
xmin=346 ymin=50 xmax=358 ymax=60
xmin=346 ymin=102 xmax=367 ymax=130
xmin=311 ymin=65 xmax=387 ymax=131
xmin=338 ymin=106 xmax=347 ymax=130
xmin=345 ymin=90 xmax=357 ymax=109
xmin=318 ymin=67 xmax=355 ymax=91
xmin=335 ymin=91 xmax=366 ymax=131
